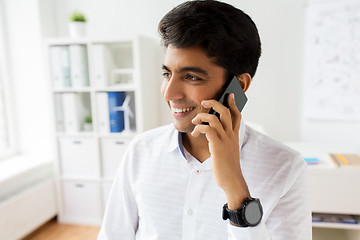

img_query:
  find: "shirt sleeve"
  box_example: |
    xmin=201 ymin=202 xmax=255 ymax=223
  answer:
xmin=98 ymin=142 xmax=138 ymax=240
xmin=227 ymin=154 xmax=312 ymax=240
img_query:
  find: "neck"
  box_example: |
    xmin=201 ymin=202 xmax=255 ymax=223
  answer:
xmin=182 ymin=132 xmax=210 ymax=163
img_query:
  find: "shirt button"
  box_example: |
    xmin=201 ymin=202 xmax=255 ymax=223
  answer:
xmin=187 ymin=209 xmax=193 ymax=216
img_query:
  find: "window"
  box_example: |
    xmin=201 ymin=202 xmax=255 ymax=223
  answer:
xmin=0 ymin=0 xmax=16 ymax=159
xmin=0 ymin=74 xmax=8 ymax=149
xmin=0 ymin=66 xmax=13 ymax=158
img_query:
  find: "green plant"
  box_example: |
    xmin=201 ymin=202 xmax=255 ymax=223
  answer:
xmin=69 ymin=11 xmax=87 ymax=22
xmin=84 ymin=115 xmax=92 ymax=123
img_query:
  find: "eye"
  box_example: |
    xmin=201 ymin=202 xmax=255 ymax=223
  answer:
xmin=162 ymin=72 xmax=171 ymax=80
xmin=185 ymin=74 xmax=201 ymax=81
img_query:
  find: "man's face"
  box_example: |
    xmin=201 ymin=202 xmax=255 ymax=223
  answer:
xmin=161 ymin=45 xmax=226 ymax=133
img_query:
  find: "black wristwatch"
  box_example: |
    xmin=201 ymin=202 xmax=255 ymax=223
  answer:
xmin=222 ymin=197 xmax=263 ymax=227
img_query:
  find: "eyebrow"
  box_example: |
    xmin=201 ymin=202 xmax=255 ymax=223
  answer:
xmin=162 ymin=64 xmax=209 ymax=77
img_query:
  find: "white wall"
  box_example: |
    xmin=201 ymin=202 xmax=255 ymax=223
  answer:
xmin=3 ymin=0 xmax=56 ymax=156
xmin=300 ymin=0 xmax=360 ymax=150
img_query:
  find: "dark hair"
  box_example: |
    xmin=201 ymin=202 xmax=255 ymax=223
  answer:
xmin=158 ymin=0 xmax=261 ymax=78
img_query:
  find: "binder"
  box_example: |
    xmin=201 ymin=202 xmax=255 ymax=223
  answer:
xmin=61 ymin=46 xmax=71 ymax=87
xmin=96 ymin=92 xmax=110 ymax=133
xmin=312 ymin=213 xmax=358 ymax=224
xmin=54 ymin=94 xmax=65 ymax=132
xmin=62 ymin=93 xmax=82 ymax=132
xmin=329 ymin=153 xmax=360 ymax=167
xmin=108 ymin=92 xmax=126 ymax=133
xmin=49 ymin=46 xmax=62 ymax=88
xmin=69 ymin=45 xmax=89 ymax=87
xmin=50 ymin=46 xmax=71 ymax=88
xmin=93 ymin=44 xmax=111 ymax=87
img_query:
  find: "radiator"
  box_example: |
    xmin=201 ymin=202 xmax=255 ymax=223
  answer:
xmin=0 ymin=156 xmax=57 ymax=240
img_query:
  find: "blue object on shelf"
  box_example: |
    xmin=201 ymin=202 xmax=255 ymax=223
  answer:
xmin=304 ymin=157 xmax=321 ymax=165
xmin=108 ymin=92 xmax=126 ymax=133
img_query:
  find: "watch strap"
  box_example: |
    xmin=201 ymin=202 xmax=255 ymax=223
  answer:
xmin=222 ymin=203 xmax=248 ymax=227
xmin=222 ymin=197 xmax=262 ymax=227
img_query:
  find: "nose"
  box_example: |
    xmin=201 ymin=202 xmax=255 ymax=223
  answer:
xmin=161 ymin=76 xmax=184 ymax=102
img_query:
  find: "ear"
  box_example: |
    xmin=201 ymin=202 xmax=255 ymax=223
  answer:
xmin=237 ymin=73 xmax=251 ymax=92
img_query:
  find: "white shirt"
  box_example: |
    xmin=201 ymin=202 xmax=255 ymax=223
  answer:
xmin=98 ymin=121 xmax=312 ymax=240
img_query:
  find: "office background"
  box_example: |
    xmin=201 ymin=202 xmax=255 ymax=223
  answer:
xmin=4 ymin=0 xmax=359 ymax=160
xmin=1 ymin=0 xmax=360 ymax=239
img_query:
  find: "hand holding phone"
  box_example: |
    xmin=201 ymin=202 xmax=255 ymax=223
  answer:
xmin=192 ymin=76 xmax=249 ymax=203
xmin=207 ymin=75 xmax=247 ymax=121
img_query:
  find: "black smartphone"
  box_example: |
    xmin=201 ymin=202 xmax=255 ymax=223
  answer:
xmin=208 ymin=75 xmax=248 ymax=119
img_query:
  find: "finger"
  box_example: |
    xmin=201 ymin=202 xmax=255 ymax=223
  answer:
xmin=191 ymin=124 xmax=221 ymax=144
xmin=192 ymin=113 xmax=226 ymax=138
xmin=228 ymin=93 xmax=242 ymax=137
xmin=201 ymin=99 xmax=232 ymax=133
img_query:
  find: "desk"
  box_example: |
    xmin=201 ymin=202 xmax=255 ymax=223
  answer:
xmin=284 ymin=142 xmax=360 ymax=240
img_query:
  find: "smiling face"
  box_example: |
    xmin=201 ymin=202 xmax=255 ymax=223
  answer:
xmin=160 ymin=45 xmax=227 ymax=133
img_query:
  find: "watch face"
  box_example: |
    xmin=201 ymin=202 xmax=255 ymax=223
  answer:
xmin=244 ymin=201 xmax=262 ymax=225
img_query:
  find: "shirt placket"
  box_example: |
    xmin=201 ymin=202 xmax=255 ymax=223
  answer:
xmin=181 ymin=157 xmax=212 ymax=240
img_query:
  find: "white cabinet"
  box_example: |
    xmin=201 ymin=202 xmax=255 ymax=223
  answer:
xmin=284 ymin=142 xmax=360 ymax=240
xmin=58 ymin=137 xmax=100 ymax=178
xmin=309 ymin=168 xmax=360 ymax=215
xmin=310 ymin=168 xmax=360 ymax=240
xmin=61 ymin=180 xmax=102 ymax=225
xmin=46 ymin=36 xmax=159 ymax=225
xmin=100 ymin=138 xmax=131 ymax=179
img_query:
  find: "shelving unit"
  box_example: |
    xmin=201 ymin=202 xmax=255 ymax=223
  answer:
xmin=309 ymin=168 xmax=360 ymax=240
xmin=284 ymin=142 xmax=360 ymax=240
xmin=312 ymin=217 xmax=360 ymax=230
xmin=312 ymin=217 xmax=360 ymax=240
xmin=45 ymin=36 xmax=159 ymax=225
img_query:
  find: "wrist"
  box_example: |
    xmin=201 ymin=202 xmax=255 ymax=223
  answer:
xmin=223 ymin=180 xmax=251 ymax=210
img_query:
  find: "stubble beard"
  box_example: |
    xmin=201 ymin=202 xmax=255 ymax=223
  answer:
xmin=173 ymin=118 xmax=196 ymax=133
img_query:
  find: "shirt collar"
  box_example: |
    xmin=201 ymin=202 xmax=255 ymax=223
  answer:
xmin=239 ymin=118 xmax=247 ymax=150
xmin=166 ymin=118 xmax=247 ymax=157
xmin=167 ymin=126 xmax=181 ymax=153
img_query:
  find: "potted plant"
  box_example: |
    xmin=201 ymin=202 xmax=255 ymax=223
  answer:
xmin=69 ymin=10 xmax=87 ymax=37
xmin=83 ymin=115 xmax=92 ymax=131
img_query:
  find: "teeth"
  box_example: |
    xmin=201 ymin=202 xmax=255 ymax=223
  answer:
xmin=174 ymin=107 xmax=195 ymax=113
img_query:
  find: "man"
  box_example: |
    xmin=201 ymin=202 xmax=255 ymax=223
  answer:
xmin=98 ymin=1 xmax=311 ymax=239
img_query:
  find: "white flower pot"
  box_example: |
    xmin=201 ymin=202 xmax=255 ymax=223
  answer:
xmin=69 ymin=22 xmax=86 ymax=37
xmin=83 ymin=123 xmax=92 ymax=132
